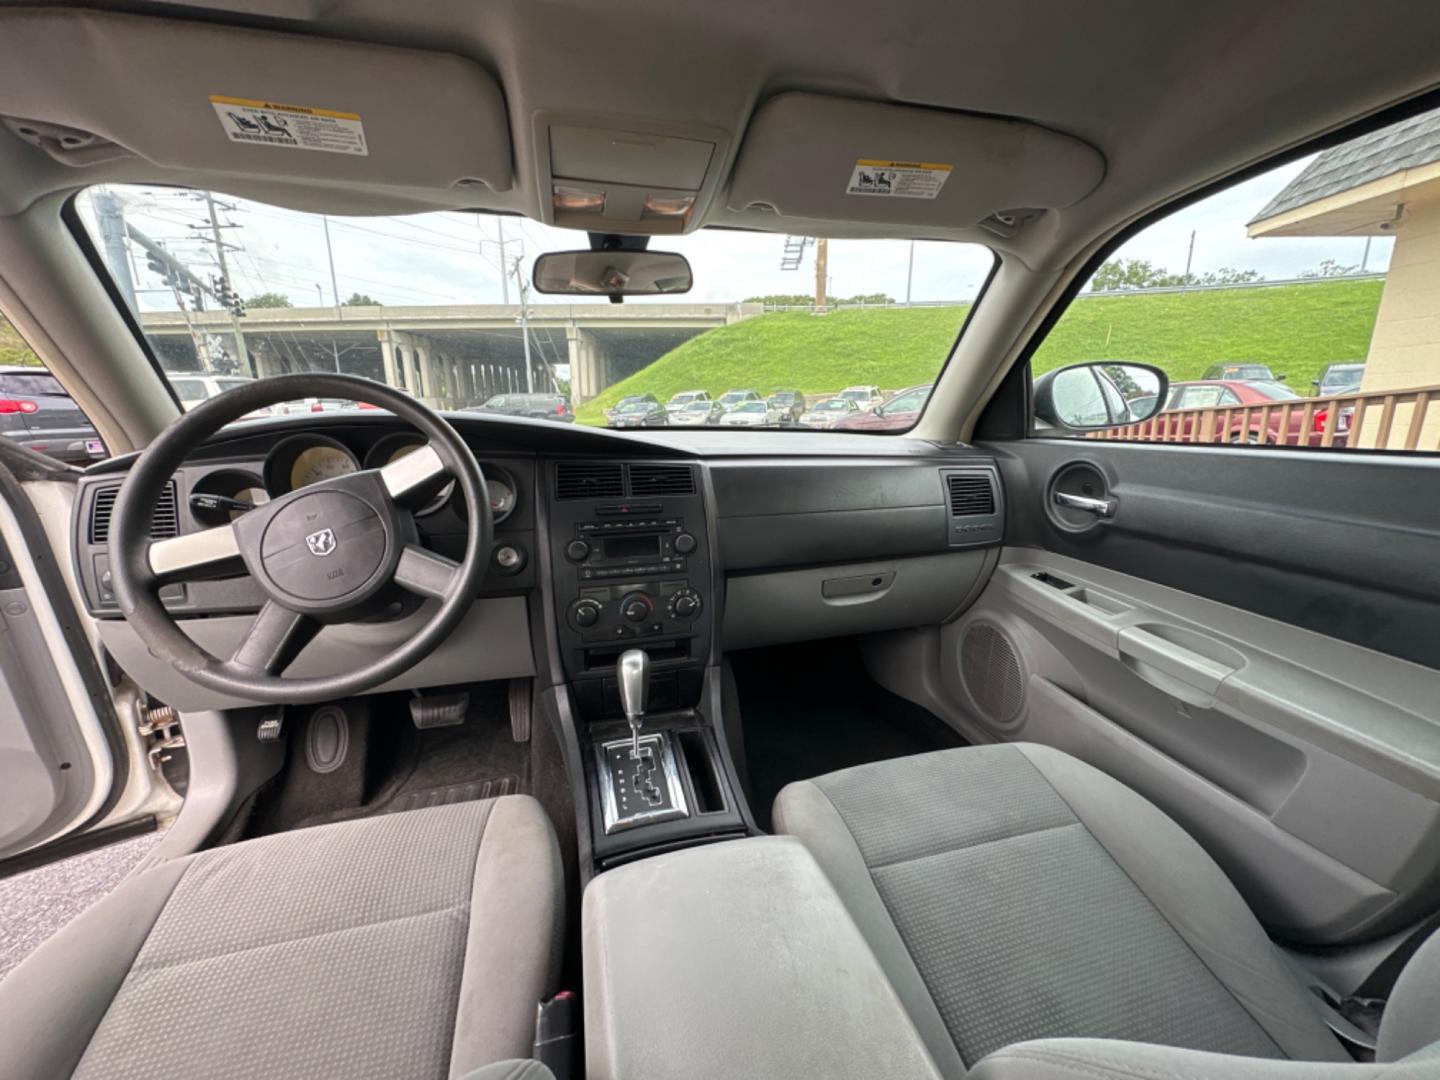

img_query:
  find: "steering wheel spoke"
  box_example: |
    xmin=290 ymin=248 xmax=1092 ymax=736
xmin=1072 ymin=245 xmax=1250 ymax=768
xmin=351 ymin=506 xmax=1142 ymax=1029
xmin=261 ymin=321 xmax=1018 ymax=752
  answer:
xmin=230 ymin=600 xmax=318 ymax=675
xmin=380 ymin=442 xmax=450 ymax=502
xmin=147 ymin=523 xmax=243 ymax=580
xmin=394 ymin=544 xmax=462 ymax=601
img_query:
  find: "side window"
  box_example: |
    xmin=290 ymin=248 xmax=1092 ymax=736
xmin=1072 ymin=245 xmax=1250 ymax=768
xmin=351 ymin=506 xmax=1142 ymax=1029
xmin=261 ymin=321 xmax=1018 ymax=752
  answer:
xmin=0 ymin=312 xmax=108 ymax=463
xmin=1032 ymin=105 xmax=1440 ymax=453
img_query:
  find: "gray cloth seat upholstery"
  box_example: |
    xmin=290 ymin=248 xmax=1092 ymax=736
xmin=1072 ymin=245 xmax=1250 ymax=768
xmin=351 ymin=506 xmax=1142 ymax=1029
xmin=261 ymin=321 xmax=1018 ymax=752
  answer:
xmin=0 ymin=796 xmax=563 ymax=1080
xmin=774 ymin=742 xmax=1354 ymax=1076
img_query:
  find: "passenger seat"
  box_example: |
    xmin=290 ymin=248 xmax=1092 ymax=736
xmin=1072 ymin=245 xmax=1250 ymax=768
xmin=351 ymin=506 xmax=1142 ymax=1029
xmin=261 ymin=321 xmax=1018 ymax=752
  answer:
xmin=774 ymin=743 xmax=1369 ymax=1074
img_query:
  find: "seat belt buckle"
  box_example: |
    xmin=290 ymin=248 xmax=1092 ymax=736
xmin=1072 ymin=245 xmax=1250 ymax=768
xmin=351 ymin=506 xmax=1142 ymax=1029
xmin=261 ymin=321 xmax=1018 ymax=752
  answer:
xmin=533 ymin=990 xmax=579 ymax=1080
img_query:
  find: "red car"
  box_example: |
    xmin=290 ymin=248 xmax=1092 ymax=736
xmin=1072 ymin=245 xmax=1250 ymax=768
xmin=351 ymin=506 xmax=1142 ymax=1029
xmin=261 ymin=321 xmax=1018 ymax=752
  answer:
xmin=832 ymin=383 xmax=933 ymax=432
xmin=1157 ymin=380 xmax=1349 ymax=446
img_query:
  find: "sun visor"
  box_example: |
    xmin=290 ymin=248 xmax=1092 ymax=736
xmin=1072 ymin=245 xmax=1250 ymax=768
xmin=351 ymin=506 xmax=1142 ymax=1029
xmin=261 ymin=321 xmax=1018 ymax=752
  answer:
xmin=727 ymin=94 xmax=1104 ymax=229
xmin=0 ymin=9 xmax=512 ymax=193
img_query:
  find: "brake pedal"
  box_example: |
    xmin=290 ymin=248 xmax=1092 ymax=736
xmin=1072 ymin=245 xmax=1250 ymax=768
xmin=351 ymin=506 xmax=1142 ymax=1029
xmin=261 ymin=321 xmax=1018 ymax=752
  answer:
xmin=409 ymin=691 xmax=469 ymax=729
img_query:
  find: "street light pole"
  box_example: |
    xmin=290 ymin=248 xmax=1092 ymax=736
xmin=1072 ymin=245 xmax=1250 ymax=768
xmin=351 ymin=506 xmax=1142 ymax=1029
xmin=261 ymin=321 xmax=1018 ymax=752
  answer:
xmin=905 ymin=240 xmax=915 ymax=305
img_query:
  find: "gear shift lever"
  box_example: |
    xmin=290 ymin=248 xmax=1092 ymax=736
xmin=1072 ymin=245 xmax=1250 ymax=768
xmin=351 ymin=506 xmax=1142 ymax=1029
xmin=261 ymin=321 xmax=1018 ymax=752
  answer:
xmin=617 ymin=649 xmax=649 ymax=759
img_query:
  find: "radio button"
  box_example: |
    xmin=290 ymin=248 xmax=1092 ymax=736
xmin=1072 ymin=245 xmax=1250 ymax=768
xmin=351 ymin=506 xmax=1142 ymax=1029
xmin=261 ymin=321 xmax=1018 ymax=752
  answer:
xmin=565 ymin=539 xmax=591 ymax=562
xmin=673 ymin=532 xmax=698 ymax=555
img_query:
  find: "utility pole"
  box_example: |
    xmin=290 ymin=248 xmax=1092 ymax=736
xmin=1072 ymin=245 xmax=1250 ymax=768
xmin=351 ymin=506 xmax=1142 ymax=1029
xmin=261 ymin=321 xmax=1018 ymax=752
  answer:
xmin=905 ymin=240 xmax=915 ymax=306
xmin=1182 ymin=229 xmax=1196 ymax=290
xmin=814 ymin=237 xmax=828 ymax=312
xmin=497 ymin=218 xmax=510 ymax=304
xmin=92 ymin=189 xmax=140 ymax=317
xmin=203 ymin=192 xmax=253 ymax=377
xmin=514 ymin=259 xmax=534 ymax=393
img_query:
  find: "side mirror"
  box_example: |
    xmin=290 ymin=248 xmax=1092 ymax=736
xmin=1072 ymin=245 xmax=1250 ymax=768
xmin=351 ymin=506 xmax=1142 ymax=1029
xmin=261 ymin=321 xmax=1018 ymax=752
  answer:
xmin=1276 ymin=374 xmax=1288 ymax=382
xmin=533 ymin=249 xmax=692 ymax=299
xmin=1033 ymin=362 xmax=1169 ymax=431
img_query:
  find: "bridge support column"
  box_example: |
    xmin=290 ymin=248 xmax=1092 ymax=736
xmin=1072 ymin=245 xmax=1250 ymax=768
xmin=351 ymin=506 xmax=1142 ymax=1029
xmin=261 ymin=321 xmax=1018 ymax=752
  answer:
xmin=378 ymin=332 xmax=399 ymax=389
xmin=567 ymin=326 xmax=613 ymax=403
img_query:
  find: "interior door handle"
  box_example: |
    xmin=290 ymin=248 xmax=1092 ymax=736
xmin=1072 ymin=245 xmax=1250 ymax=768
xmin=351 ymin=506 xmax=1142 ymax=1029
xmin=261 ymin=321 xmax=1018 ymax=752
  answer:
xmin=1053 ymin=492 xmax=1116 ymax=518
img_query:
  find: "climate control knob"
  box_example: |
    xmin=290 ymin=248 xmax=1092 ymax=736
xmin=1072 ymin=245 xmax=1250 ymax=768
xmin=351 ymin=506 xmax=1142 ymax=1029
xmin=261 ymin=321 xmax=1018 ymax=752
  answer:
xmin=569 ymin=598 xmax=602 ymax=629
xmin=668 ymin=589 xmax=702 ymax=620
xmin=619 ymin=591 xmax=654 ymax=623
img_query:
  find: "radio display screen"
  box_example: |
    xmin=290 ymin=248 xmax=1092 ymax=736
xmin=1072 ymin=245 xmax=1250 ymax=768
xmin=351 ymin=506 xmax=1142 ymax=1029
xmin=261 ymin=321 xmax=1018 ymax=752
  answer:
xmin=601 ymin=534 xmax=661 ymax=560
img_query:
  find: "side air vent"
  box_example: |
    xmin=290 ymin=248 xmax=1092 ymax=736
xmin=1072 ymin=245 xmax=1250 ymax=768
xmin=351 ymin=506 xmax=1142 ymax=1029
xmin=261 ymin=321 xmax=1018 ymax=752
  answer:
xmin=947 ymin=473 xmax=996 ymax=516
xmin=89 ymin=481 xmax=179 ymax=544
xmin=628 ymin=463 xmax=696 ymax=497
xmin=940 ymin=467 xmax=1003 ymax=549
xmin=555 ymin=461 xmax=625 ymax=500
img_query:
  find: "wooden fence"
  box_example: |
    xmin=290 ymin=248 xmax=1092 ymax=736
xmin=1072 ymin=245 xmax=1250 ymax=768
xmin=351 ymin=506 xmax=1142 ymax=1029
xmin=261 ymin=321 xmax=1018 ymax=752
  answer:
xmin=1093 ymin=384 xmax=1440 ymax=451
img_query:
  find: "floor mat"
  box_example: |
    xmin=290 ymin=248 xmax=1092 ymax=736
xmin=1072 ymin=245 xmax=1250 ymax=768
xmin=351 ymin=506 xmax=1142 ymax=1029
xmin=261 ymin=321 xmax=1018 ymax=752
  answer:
xmin=383 ymin=776 xmax=519 ymax=815
xmin=732 ymin=638 xmax=965 ymax=831
xmin=247 ymin=681 xmax=531 ymax=836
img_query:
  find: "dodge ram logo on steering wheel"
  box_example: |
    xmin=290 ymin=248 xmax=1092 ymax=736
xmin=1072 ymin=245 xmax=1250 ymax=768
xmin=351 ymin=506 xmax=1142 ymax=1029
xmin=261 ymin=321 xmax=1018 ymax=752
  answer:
xmin=305 ymin=528 xmax=337 ymax=556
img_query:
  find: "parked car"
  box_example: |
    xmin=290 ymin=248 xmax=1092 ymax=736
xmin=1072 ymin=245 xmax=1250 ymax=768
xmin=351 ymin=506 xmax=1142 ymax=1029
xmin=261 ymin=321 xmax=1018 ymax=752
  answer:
xmin=720 ymin=400 xmax=784 ymax=427
xmin=1202 ymin=362 xmax=1285 ymax=383
xmin=666 ymin=389 xmax=711 ymax=414
xmin=609 ymin=399 xmax=669 ymax=427
xmin=1312 ymin=361 xmax=1365 ymax=397
xmin=470 ymin=393 xmax=575 ymax=421
xmin=1161 ymin=379 xmax=1348 ymax=445
xmin=833 ymin=383 xmax=933 ymax=431
xmin=798 ymin=396 xmax=862 ymax=428
xmin=670 ymin=399 xmax=726 ymax=426
xmin=766 ymin=390 xmax=807 ymax=425
xmin=0 ymin=365 xmax=106 ymax=463
xmin=837 ymin=384 xmax=884 ymax=410
xmin=716 ymin=388 xmax=763 ymax=412
xmin=604 ymin=393 xmax=660 ymax=421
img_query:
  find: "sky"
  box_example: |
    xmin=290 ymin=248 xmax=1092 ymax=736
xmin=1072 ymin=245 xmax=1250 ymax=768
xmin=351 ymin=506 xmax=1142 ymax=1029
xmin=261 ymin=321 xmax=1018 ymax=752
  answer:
xmin=76 ymin=151 xmax=1390 ymax=319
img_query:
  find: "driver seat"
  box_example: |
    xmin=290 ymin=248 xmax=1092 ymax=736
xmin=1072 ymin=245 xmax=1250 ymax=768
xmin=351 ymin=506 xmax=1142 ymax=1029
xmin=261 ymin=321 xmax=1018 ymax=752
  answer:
xmin=0 ymin=797 xmax=563 ymax=1080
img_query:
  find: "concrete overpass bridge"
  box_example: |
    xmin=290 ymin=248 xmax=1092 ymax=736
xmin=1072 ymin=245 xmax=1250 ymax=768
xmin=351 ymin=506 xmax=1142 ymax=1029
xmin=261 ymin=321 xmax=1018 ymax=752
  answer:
xmin=139 ymin=302 xmax=758 ymax=407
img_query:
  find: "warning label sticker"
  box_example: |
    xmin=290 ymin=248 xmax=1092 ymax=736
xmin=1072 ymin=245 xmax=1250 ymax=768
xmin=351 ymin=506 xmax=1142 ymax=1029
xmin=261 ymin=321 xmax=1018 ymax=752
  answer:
xmin=845 ymin=160 xmax=952 ymax=199
xmin=210 ymin=96 xmax=368 ymax=156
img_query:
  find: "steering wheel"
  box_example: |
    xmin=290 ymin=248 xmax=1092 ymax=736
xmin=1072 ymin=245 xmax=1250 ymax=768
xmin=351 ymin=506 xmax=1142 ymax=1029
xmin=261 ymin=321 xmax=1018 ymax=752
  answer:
xmin=109 ymin=373 xmax=492 ymax=704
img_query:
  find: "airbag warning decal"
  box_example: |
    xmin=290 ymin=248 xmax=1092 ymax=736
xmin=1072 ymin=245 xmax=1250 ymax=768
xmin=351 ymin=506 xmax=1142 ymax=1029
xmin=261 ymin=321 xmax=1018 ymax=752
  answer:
xmin=211 ymin=96 xmax=368 ymax=156
xmin=846 ymin=160 xmax=951 ymax=199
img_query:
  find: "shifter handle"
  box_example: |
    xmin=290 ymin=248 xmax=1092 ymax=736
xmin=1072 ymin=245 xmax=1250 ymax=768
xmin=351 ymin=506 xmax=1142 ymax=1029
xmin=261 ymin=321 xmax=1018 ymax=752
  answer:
xmin=618 ymin=649 xmax=649 ymax=721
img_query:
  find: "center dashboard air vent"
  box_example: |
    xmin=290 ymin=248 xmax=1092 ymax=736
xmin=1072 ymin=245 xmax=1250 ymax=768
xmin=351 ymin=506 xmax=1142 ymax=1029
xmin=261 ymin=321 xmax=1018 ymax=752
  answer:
xmin=628 ymin=463 xmax=695 ymax=497
xmin=940 ymin=467 xmax=1003 ymax=549
xmin=89 ymin=481 xmax=179 ymax=544
xmin=555 ymin=461 xmax=625 ymax=500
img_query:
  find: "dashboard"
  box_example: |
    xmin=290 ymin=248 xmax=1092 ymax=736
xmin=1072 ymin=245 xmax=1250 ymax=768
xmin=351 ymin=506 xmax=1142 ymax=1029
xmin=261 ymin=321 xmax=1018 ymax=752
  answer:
xmin=72 ymin=411 xmax=1005 ymax=713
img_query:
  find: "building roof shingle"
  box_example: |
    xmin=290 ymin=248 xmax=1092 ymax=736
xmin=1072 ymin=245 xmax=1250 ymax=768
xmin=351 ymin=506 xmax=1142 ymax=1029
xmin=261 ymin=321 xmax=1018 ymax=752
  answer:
xmin=1249 ymin=108 xmax=1440 ymax=225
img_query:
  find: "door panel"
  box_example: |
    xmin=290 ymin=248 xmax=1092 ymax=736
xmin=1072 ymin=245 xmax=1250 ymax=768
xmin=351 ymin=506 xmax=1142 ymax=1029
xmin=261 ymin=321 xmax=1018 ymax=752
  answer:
xmin=953 ymin=438 xmax=1440 ymax=946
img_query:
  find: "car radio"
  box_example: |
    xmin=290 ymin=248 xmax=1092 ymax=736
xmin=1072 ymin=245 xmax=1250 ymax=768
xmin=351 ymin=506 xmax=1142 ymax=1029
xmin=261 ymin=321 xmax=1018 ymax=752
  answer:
xmin=563 ymin=516 xmax=699 ymax=581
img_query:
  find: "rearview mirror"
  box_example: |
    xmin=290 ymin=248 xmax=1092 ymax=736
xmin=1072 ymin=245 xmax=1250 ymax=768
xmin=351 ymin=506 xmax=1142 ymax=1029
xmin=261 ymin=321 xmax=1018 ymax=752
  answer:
xmin=532 ymin=250 xmax=693 ymax=298
xmin=1033 ymin=362 xmax=1168 ymax=431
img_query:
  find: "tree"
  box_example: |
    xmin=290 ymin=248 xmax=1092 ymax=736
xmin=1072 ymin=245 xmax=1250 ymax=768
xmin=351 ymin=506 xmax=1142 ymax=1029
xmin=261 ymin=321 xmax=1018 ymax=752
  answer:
xmin=1091 ymin=258 xmax=1264 ymax=291
xmin=1301 ymin=259 xmax=1362 ymax=279
xmin=245 ymin=292 xmax=292 ymax=309
xmin=1090 ymin=259 xmax=1186 ymax=291
xmin=342 ymin=292 xmax=382 ymax=306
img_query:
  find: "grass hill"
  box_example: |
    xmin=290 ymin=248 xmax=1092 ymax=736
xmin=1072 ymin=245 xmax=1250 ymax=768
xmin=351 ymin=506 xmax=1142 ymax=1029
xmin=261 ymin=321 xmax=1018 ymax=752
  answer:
xmin=576 ymin=277 xmax=1385 ymax=423
xmin=0 ymin=316 xmax=42 ymax=368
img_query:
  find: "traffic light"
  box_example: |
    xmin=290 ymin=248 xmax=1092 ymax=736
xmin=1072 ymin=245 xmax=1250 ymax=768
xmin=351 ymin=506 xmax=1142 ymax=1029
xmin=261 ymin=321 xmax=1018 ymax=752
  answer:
xmin=210 ymin=275 xmax=246 ymax=318
xmin=146 ymin=252 xmax=183 ymax=290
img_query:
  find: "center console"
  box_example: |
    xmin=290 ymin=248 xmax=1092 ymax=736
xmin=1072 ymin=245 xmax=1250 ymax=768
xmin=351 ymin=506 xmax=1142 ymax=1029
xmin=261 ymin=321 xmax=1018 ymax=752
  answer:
xmin=547 ymin=459 xmax=750 ymax=864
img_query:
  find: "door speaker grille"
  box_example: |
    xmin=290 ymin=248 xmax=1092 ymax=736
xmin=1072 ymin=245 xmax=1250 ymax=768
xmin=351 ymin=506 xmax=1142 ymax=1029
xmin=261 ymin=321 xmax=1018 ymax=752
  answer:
xmin=960 ymin=621 xmax=1025 ymax=726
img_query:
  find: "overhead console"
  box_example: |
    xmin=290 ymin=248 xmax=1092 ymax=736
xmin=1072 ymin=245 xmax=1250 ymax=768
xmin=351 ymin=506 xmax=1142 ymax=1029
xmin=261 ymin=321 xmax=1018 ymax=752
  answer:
xmin=726 ymin=92 xmax=1105 ymax=236
xmin=534 ymin=112 xmax=733 ymax=234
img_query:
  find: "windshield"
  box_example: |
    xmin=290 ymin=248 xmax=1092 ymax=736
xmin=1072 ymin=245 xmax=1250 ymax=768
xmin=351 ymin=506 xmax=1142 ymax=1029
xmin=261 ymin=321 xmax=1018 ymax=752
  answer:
xmin=734 ymin=402 xmax=766 ymax=414
xmin=814 ymin=399 xmax=850 ymax=412
xmin=616 ymin=401 xmax=654 ymax=414
xmin=75 ymin=186 xmax=991 ymax=433
xmin=682 ymin=401 xmax=712 ymax=413
xmin=1246 ymin=381 xmax=1302 ymax=401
